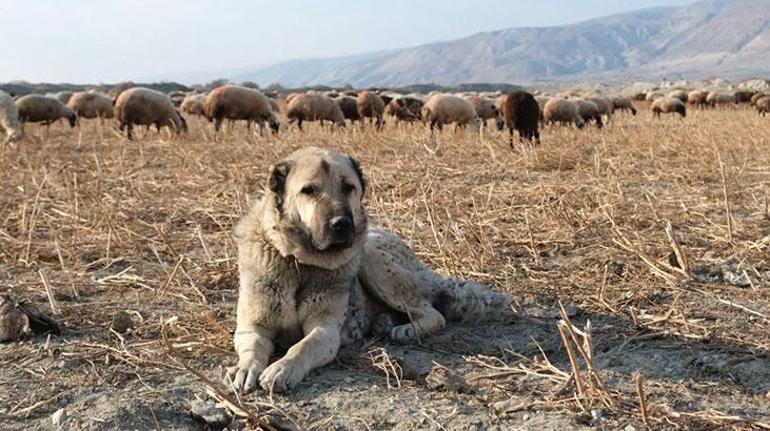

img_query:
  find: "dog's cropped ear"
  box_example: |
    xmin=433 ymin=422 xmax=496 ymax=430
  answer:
xmin=348 ymin=156 xmax=366 ymax=196
xmin=268 ymin=160 xmax=292 ymax=212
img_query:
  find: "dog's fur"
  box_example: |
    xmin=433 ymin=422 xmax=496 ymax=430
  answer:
xmin=228 ymin=147 xmax=511 ymax=393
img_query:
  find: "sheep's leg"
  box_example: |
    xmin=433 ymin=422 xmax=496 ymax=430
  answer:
xmin=508 ymin=127 xmax=514 ymax=149
xmin=297 ymin=118 xmax=303 ymax=131
xmin=126 ymin=124 xmax=133 ymax=140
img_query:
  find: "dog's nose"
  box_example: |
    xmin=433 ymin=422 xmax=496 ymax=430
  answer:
xmin=329 ymin=216 xmax=353 ymax=233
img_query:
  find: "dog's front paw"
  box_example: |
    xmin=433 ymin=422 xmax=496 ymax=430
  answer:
xmin=390 ymin=323 xmax=418 ymax=342
xmin=226 ymin=358 xmax=265 ymax=394
xmin=259 ymin=358 xmax=305 ymax=393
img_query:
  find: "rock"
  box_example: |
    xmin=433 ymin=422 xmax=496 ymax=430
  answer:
xmin=723 ymin=270 xmax=750 ymax=288
xmin=110 ymin=311 xmax=134 ymax=334
xmin=0 ymin=296 xmax=29 ymax=342
xmin=51 ymin=408 xmax=67 ymax=427
xmin=189 ymin=399 xmax=231 ymax=431
xmin=425 ymin=364 xmax=472 ymax=393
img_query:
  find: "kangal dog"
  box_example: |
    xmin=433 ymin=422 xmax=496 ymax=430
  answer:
xmin=227 ymin=147 xmax=511 ymax=393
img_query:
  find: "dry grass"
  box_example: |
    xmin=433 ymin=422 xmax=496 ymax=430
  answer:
xmin=1 ymin=105 xmax=768 ymax=429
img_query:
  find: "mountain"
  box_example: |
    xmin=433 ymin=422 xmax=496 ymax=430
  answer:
xmin=233 ymin=0 xmax=770 ymax=87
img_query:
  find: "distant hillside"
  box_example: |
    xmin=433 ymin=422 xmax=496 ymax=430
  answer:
xmin=234 ymin=0 xmax=770 ymax=87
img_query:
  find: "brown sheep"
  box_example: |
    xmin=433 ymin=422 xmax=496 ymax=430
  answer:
xmin=611 ymin=96 xmax=637 ymax=115
xmin=502 ymin=91 xmax=539 ymax=148
xmin=750 ymin=92 xmax=766 ymax=106
xmin=755 ymin=97 xmax=770 ymax=116
xmin=645 ymin=91 xmax=664 ymax=103
xmin=67 ymin=92 xmax=114 ymax=124
xmin=286 ymin=93 xmax=345 ymax=130
xmin=588 ymin=96 xmax=613 ymax=122
xmin=575 ymin=100 xmax=603 ymax=128
xmin=114 ymin=87 xmax=187 ymax=140
xmin=688 ymin=90 xmax=709 ymax=108
xmin=384 ymin=97 xmax=423 ymax=123
xmin=336 ymin=96 xmax=360 ymax=124
xmin=467 ymin=95 xmax=504 ymax=131
xmin=734 ymin=91 xmax=756 ymax=104
xmin=651 ymin=97 xmax=686 ymax=118
xmin=356 ymin=91 xmax=385 ymax=129
xmin=204 ymin=85 xmax=279 ymax=134
xmin=543 ymin=99 xmax=585 ymax=129
xmin=15 ymin=95 xmax=77 ymax=129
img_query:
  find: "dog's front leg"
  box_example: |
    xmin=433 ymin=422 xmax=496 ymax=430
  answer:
xmin=259 ymin=294 xmax=347 ymax=392
xmin=227 ymin=285 xmax=278 ymax=393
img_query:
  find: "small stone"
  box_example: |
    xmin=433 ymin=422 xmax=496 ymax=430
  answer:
xmin=624 ymin=425 xmax=639 ymax=431
xmin=0 ymin=296 xmax=29 ymax=342
xmin=51 ymin=408 xmax=67 ymax=427
xmin=110 ymin=311 xmax=134 ymax=334
xmin=189 ymin=399 xmax=231 ymax=430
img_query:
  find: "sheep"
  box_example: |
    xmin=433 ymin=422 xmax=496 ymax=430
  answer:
xmin=67 ymin=91 xmax=114 ymax=124
xmin=588 ymin=96 xmax=613 ymax=122
xmin=467 ymin=95 xmax=504 ymax=131
xmin=611 ymin=96 xmax=637 ymax=115
xmin=203 ymin=85 xmax=279 ymax=134
xmin=286 ymin=93 xmax=345 ymax=130
xmin=55 ymin=91 xmax=73 ymax=105
xmin=180 ymin=93 xmax=208 ymax=117
xmin=168 ymin=91 xmax=186 ymax=107
xmin=534 ymin=96 xmax=551 ymax=120
xmin=15 ymin=95 xmax=76 ymax=129
xmin=750 ymin=92 xmax=766 ymax=106
xmin=688 ymin=90 xmax=709 ymax=108
xmin=755 ymin=97 xmax=770 ymax=116
xmin=645 ymin=91 xmax=664 ymax=103
xmin=542 ymin=99 xmax=585 ymax=128
xmin=113 ymin=87 xmax=187 ymax=140
xmin=336 ymin=96 xmax=360 ymax=124
xmin=734 ymin=91 xmax=756 ymax=104
xmin=667 ymin=90 xmax=689 ymax=103
xmin=575 ymin=100 xmax=603 ymax=128
xmin=421 ymin=94 xmax=481 ymax=134
xmin=384 ymin=96 xmax=423 ymax=123
xmin=706 ymin=92 xmax=735 ymax=107
xmin=356 ymin=91 xmax=385 ymax=129
xmin=502 ymin=91 xmax=540 ymax=148
xmin=651 ymin=97 xmax=686 ymax=118
xmin=0 ymin=90 xmax=23 ymax=145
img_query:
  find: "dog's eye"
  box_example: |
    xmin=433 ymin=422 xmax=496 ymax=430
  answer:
xmin=341 ymin=183 xmax=355 ymax=194
xmin=300 ymin=185 xmax=318 ymax=196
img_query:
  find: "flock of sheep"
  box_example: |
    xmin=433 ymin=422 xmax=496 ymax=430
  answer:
xmin=1 ymin=83 xmax=768 ymax=148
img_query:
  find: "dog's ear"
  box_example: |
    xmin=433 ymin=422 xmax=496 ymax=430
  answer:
xmin=348 ymin=156 xmax=366 ymax=196
xmin=268 ymin=160 xmax=292 ymax=212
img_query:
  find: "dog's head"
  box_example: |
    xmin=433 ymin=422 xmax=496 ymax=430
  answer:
xmin=259 ymin=147 xmax=368 ymax=269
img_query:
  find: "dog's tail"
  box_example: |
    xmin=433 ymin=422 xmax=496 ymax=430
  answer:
xmin=432 ymin=277 xmax=512 ymax=323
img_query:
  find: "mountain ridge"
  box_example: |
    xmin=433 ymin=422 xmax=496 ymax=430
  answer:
xmin=233 ymin=0 xmax=769 ymax=87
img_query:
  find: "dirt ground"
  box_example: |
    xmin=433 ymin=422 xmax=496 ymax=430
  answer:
xmin=0 ymin=105 xmax=768 ymax=430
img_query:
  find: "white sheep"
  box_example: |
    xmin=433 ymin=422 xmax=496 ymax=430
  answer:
xmin=0 ymin=90 xmax=23 ymax=146
xmin=113 ymin=87 xmax=187 ymax=140
xmin=542 ymin=99 xmax=585 ymax=128
xmin=421 ymin=94 xmax=481 ymax=133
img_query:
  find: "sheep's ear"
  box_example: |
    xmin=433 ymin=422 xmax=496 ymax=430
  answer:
xmin=348 ymin=156 xmax=366 ymax=196
xmin=268 ymin=161 xmax=293 ymax=213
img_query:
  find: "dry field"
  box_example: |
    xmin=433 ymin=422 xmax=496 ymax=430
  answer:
xmin=1 ymin=105 xmax=769 ymax=430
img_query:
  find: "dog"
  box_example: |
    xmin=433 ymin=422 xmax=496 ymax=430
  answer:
xmin=227 ymin=147 xmax=511 ymax=393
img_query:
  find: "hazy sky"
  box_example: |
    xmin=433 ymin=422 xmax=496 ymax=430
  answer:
xmin=1 ymin=0 xmax=695 ymax=83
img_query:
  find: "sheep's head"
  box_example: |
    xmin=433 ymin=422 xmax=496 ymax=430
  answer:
xmin=495 ymin=113 xmax=505 ymax=131
xmin=675 ymin=104 xmax=686 ymax=118
xmin=575 ymin=117 xmax=586 ymax=129
xmin=64 ymin=109 xmax=77 ymax=128
xmin=174 ymin=110 xmax=188 ymax=134
xmin=269 ymin=115 xmax=280 ymax=134
xmin=469 ymin=115 xmax=482 ymax=134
